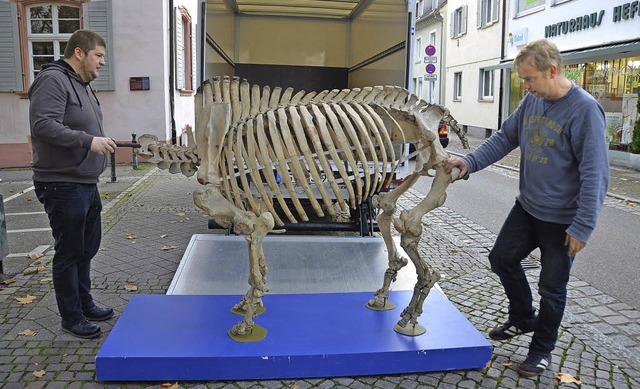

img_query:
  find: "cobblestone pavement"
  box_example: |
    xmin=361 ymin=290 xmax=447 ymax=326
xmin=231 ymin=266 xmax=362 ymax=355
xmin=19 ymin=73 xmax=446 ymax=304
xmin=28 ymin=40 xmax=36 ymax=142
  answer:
xmin=0 ymin=143 xmax=639 ymax=388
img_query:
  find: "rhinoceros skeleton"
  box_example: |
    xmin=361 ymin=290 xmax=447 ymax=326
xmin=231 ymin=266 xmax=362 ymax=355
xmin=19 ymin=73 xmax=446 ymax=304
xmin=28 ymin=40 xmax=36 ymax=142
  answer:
xmin=137 ymin=76 xmax=468 ymax=340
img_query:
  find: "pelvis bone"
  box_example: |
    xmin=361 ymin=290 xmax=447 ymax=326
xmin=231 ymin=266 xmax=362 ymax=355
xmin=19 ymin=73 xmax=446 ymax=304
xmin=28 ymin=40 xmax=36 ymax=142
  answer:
xmin=138 ymin=76 xmax=468 ymax=341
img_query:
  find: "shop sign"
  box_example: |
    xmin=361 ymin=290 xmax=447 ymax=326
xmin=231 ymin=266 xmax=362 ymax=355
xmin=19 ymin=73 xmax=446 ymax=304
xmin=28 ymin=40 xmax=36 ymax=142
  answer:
xmin=545 ymin=2 xmax=639 ymax=38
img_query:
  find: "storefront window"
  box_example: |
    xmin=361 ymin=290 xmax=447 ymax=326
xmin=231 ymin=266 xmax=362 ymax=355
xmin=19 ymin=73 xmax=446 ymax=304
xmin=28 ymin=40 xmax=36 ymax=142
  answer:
xmin=506 ymin=57 xmax=640 ymax=149
xmin=581 ymin=57 xmax=640 ymax=146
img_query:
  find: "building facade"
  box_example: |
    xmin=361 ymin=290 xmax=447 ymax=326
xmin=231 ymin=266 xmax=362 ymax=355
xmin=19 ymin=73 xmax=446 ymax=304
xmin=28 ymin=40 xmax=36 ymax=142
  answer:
xmin=413 ymin=0 xmax=448 ymax=105
xmin=0 ymin=0 xmax=198 ymax=168
xmin=444 ymin=0 xmax=503 ymax=138
xmin=501 ymin=0 xmax=639 ymax=159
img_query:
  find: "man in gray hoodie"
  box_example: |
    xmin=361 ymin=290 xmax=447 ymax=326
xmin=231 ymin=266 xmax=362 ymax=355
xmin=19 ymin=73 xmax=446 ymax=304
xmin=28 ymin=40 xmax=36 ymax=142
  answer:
xmin=29 ymin=30 xmax=117 ymax=339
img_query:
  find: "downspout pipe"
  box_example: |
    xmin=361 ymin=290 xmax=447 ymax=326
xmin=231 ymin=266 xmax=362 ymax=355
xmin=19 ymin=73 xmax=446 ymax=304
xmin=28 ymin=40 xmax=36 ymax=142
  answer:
xmin=169 ymin=0 xmax=177 ymax=145
xmin=497 ymin=0 xmax=507 ymax=129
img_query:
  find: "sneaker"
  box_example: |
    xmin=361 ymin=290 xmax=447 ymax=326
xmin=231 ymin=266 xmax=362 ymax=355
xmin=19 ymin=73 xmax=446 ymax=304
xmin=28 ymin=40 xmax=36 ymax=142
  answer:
xmin=488 ymin=320 xmax=534 ymax=340
xmin=62 ymin=319 xmax=102 ymax=339
xmin=83 ymin=305 xmax=114 ymax=321
xmin=518 ymin=352 xmax=552 ymax=377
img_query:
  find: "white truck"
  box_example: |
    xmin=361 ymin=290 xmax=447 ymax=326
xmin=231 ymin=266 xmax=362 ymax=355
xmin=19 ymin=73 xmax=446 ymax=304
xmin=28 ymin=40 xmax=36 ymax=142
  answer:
xmin=198 ymin=0 xmax=414 ymax=99
xmin=196 ymin=0 xmax=418 ymax=235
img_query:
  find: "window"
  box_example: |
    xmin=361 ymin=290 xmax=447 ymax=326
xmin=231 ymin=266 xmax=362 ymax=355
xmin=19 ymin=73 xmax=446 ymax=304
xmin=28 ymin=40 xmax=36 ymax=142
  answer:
xmin=480 ymin=69 xmax=494 ymax=100
xmin=176 ymin=6 xmax=196 ymax=92
xmin=429 ymin=31 xmax=436 ymax=46
xmin=416 ymin=0 xmax=423 ymax=18
xmin=27 ymin=4 xmax=80 ymax=80
xmin=451 ymin=6 xmax=467 ymax=38
xmin=477 ymin=0 xmax=499 ymax=28
xmin=415 ymin=38 xmax=422 ymax=63
xmin=453 ymin=72 xmax=462 ymax=101
xmin=428 ymin=80 xmax=435 ymax=103
xmin=0 ymin=0 xmax=114 ymax=93
xmin=516 ymin=0 xmax=545 ymax=16
xmin=415 ymin=77 xmax=423 ymax=99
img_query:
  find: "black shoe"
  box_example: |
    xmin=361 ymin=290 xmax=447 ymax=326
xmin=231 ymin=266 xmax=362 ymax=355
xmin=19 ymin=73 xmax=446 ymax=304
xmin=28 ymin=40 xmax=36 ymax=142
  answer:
xmin=62 ymin=319 xmax=102 ymax=339
xmin=488 ymin=320 xmax=534 ymax=340
xmin=83 ymin=305 xmax=114 ymax=321
xmin=518 ymin=352 xmax=552 ymax=377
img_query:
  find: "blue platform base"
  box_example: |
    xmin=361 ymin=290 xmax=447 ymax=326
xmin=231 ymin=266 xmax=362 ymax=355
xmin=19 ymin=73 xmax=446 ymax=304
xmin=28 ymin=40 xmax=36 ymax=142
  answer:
xmin=96 ymin=289 xmax=492 ymax=381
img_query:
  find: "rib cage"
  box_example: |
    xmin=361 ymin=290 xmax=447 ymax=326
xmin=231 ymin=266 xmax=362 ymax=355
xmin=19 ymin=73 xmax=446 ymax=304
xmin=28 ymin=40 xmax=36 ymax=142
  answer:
xmin=138 ymin=75 xmax=467 ymax=227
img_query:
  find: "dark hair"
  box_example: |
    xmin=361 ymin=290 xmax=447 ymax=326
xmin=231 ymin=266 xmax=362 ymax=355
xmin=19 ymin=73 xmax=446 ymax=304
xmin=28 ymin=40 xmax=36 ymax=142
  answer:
xmin=63 ymin=29 xmax=106 ymax=58
xmin=514 ymin=39 xmax=563 ymax=72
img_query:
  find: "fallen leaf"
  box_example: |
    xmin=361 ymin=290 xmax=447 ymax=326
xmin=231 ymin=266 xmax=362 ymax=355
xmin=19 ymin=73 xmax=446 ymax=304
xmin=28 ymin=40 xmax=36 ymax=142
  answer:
xmin=500 ymin=362 xmax=513 ymax=367
xmin=126 ymin=233 xmax=137 ymax=240
xmin=160 ymin=234 xmax=168 ymax=238
xmin=22 ymin=266 xmax=46 ymax=276
xmin=160 ymin=245 xmax=178 ymax=251
xmin=289 ymin=384 xmax=300 ymax=389
xmin=29 ymin=253 xmax=44 ymax=260
xmin=125 ymin=284 xmax=138 ymax=292
xmin=554 ymin=372 xmax=581 ymax=385
xmin=19 ymin=329 xmax=36 ymax=337
xmin=2 ymin=278 xmax=16 ymax=285
xmin=32 ymin=370 xmax=46 ymax=378
xmin=40 ymin=277 xmax=53 ymax=283
xmin=161 ymin=382 xmax=179 ymax=389
xmin=16 ymin=295 xmax=37 ymax=304
xmin=176 ymin=212 xmax=186 ymax=216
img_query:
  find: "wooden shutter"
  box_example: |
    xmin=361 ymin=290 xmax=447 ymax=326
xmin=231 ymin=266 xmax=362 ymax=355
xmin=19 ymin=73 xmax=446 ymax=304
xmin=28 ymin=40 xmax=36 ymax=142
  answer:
xmin=175 ymin=7 xmax=185 ymax=90
xmin=0 ymin=2 xmax=23 ymax=92
xmin=83 ymin=0 xmax=115 ymax=91
xmin=492 ymin=0 xmax=500 ymax=23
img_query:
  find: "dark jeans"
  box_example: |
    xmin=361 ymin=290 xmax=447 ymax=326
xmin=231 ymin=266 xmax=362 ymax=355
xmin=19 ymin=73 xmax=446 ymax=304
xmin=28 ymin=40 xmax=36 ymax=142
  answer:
xmin=34 ymin=182 xmax=102 ymax=327
xmin=489 ymin=200 xmax=574 ymax=354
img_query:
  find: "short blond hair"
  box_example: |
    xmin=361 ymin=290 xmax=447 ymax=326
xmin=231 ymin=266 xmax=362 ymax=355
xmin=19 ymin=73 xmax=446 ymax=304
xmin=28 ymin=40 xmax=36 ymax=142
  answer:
xmin=514 ymin=39 xmax=562 ymax=72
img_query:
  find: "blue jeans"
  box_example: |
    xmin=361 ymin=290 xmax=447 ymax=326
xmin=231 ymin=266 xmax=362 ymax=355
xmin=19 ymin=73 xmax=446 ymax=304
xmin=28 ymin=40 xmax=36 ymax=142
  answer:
xmin=489 ymin=200 xmax=574 ymax=354
xmin=34 ymin=182 xmax=102 ymax=326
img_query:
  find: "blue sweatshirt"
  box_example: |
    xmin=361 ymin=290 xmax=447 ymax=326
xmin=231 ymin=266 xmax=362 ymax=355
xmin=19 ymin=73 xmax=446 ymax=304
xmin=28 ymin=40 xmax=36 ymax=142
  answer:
xmin=29 ymin=59 xmax=107 ymax=184
xmin=463 ymin=83 xmax=609 ymax=242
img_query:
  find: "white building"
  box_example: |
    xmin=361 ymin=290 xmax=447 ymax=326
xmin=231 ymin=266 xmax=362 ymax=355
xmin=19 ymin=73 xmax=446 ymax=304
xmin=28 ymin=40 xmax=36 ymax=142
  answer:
xmin=0 ymin=0 xmax=199 ymax=168
xmin=444 ymin=0 xmax=503 ymax=138
xmin=413 ymin=0 xmax=448 ymax=105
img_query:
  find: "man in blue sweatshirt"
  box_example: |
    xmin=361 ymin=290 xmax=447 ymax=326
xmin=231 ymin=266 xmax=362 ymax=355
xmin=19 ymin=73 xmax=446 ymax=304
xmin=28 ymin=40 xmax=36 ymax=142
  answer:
xmin=445 ymin=39 xmax=609 ymax=376
xmin=29 ymin=30 xmax=117 ymax=339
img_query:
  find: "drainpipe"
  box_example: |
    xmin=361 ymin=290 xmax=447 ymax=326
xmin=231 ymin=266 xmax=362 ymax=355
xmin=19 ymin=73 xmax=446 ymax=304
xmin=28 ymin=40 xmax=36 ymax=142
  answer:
xmin=497 ymin=0 xmax=507 ymax=129
xmin=169 ymin=0 xmax=177 ymax=145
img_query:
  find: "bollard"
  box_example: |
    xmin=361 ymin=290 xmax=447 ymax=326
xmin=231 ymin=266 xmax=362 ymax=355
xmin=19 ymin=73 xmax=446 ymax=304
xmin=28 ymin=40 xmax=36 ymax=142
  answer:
xmin=110 ymin=151 xmax=117 ymax=182
xmin=131 ymin=133 xmax=138 ymax=169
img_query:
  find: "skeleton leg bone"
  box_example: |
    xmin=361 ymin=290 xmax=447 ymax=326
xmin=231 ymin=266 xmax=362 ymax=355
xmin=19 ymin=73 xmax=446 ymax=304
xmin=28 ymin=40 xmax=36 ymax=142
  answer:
xmin=367 ymin=172 xmax=421 ymax=310
xmin=392 ymin=163 xmax=460 ymax=335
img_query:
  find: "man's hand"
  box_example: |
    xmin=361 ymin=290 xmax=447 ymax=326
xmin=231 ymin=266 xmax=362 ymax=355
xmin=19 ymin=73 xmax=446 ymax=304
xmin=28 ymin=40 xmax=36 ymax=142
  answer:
xmin=91 ymin=137 xmax=117 ymax=155
xmin=565 ymin=234 xmax=586 ymax=257
xmin=444 ymin=156 xmax=468 ymax=178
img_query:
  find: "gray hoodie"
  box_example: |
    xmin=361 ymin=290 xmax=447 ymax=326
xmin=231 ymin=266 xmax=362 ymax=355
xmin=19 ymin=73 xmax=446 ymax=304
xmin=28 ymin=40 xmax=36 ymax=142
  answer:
xmin=29 ymin=59 xmax=107 ymax=183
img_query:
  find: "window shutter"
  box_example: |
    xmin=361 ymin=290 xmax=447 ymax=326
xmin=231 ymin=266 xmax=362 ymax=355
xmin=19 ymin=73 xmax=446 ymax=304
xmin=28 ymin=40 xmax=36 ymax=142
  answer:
xmin=175 ymin=7 xmax=185 ymax=90
xmin=492 ymin=0 xmax=500 ymax=23
xmin=450 ymin=11 xmax=454 ymax=37
xmin=0 ymin=2 xmax=23 ymax=92
xmin=191 ymin=21 xmax=197 ymax=91
xmin=477 ymin=0 xmax=482 ymax=28
xmin=462 ymin=5 xmax=468 ymax=35
xmin=83 ymin=0 xmax=114 ymax=91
